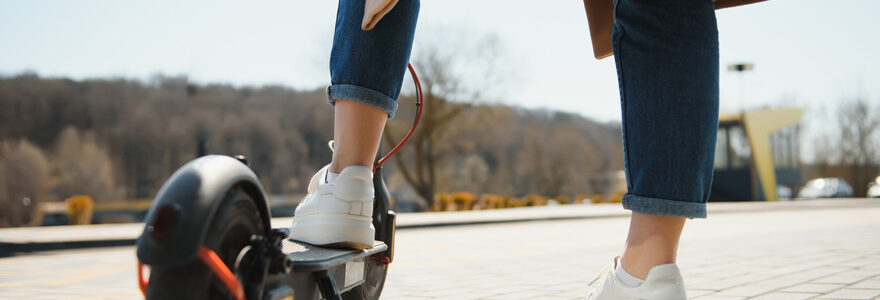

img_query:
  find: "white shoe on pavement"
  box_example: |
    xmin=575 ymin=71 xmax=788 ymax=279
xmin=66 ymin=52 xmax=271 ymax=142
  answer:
xmin=587 ymin=257 xmax=686 ymax=300
xmin=289 ymin=163 xmax=375 ymax=249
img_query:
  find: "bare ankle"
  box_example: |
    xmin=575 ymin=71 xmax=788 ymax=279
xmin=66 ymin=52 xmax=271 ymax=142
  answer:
xmin=620 ymin=212 xmax=686 ymax=278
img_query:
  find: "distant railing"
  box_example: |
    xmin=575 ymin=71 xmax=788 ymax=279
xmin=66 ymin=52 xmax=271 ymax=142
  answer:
xmin=431 ymin=191 xmax=627 ymax=212
xmin=39 ymin=198 xmax=153 ymax=226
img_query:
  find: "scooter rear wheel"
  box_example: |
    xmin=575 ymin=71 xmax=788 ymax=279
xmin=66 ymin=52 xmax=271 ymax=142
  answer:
xmin=342 ymin=261 xmax=387 ymax=300
xmin=146 ymin=187 xmax=264 ymax=300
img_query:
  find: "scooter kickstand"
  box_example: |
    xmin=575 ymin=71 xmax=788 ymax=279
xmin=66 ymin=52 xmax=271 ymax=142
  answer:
xmin=313 ymin=270 xmax=342 ymax=300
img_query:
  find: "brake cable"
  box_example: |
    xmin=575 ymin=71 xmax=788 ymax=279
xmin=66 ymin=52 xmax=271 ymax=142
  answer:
xmin=373 ymin=63 xmax=424 ymax=172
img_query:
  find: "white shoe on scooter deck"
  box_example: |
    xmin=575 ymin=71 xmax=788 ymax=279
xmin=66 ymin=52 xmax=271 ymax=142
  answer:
xmin=289 ymin=164 xmax=375 ymax=250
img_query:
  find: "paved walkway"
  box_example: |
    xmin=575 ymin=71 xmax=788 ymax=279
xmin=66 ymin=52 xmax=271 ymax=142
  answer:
xmin=3 ymin=199 xmax=873 ymax=251
xmin=1 ymin=200 xmax=879 ymax=299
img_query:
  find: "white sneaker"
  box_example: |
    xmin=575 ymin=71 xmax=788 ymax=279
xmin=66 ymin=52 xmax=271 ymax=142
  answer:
xmin=587 ymin=257 xmax=686 ymax=300
xmin=289 ymin=164 xmax=375 ymax=249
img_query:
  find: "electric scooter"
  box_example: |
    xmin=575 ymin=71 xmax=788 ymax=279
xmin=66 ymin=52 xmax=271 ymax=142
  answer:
xmin=135 ymin=64 xmax=423 ymax=300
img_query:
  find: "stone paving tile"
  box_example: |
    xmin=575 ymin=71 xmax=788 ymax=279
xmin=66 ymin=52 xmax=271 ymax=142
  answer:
xmin=421 ymin=288 xmax=493 ymax=299
xmin=840 ymin=268 xmax=880 ymax=277
xmin=756 ymin=265 xmax=814 ymax=277
xmin=812 ymin=274 xmax=876 ymax=285
xmin=481 ymin=288 xmax=558 ymax=299
xmin=409 ymin=287 xmax=473 ymax=298
xmin=687 ymin=273 xmax=762 ymax=291
xmin=713 ymin=282 xmax=791 ymax=297
xmin=542 ymin=281 xmax=590 ymax=292
xmin=382 ymin=290 xmax=432 ymax=298
xmin=848 ymin=279 xmax=880 ymax=289
xmin=782 ymin=283 xmax=848 ymax=294
xmin=439 ymin=291 xmax=510 ymax=300
xmin=546 ymin=287 xmax=589 ymax=298
xmin=685 ymin=276 xmax=722 ymax=288
xmin=860 ymin=262 xmax=880 ymax=271
xmin=784 ymin=267 xmax=851 ymax=280
xmin=382 ymin=295 xmax=435 ymax=300
xmin=749 ymin=292 xmax=821 ymax=300
xmin=838 ymin=259 xmax=872 ymax=269
xmin=687 ymin=289 xmax=717 ymax=298
xmin=460 ymin=283 xmax=540 ymax=296
xmin=817 ymin=288 xmax=880 ymax=299
xmin=529 ymin=295 xmax=581 ymax=300
xmin=685 ymin=264 xmax=752 ymax=279
xmin=26 ymin=296 xmax=73 ymax=300
xmin=759 ymin=276 xmax=819 ymax=290
xmin=690 ymin=294 xmax=748 ymax=299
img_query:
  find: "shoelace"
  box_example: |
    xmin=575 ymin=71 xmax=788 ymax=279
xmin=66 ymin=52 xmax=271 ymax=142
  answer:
xmin=322 ymin=141 xmax=336 ymax=184
xmin=588 ymin=264 xmax=612 ymax=286
xmin=586 ymin=264 xmax=613 ymax=298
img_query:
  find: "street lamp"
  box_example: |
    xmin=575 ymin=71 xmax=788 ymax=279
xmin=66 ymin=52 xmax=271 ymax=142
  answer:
xmin=728 ymin=63 xmax=754 ymax=112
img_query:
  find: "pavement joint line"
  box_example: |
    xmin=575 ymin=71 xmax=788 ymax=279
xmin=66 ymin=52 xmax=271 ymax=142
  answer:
xmin=748 ymin=276 xmax=853 ymax=299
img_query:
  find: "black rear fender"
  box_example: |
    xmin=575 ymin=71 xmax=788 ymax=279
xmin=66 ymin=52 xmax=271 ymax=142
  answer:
xmin=136 ymin=155 xmax=271 ymax=266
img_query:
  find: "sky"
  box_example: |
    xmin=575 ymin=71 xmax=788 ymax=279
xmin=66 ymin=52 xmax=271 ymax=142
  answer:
xmin=1 ymin=0 xmax=879 ymax=152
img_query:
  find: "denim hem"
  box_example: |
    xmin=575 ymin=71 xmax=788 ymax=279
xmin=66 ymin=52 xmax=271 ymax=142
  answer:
xmin=328 ymin=84 xmax=398 ymax=118
xmin=622 ymin=193 xmax=707 ymax=219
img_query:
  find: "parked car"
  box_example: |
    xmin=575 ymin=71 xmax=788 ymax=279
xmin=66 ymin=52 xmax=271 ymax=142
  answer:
xmin=777 ymin=184 xmax=794 ymax=200
xmin=797 ymin=177 xmax=854 ymax=199
xmin=868 ymin=176 xmax=880 ymax=198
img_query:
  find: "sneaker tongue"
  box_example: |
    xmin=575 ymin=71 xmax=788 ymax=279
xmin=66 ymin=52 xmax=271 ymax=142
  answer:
xmin=307 ymin=164 xmax=332 ymax=193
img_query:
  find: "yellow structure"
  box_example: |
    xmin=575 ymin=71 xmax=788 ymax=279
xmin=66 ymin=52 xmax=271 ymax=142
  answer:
xmin=719 ymin=108 xmax=803 ymax=201
xmin=433 ymin=192 xmax=478 ymax=211
xmin=553 ymin=195 xmax=571 ymax=205
xmin=477 ymin=194 xmax=507 ymax=209
xmin=65 ymin=195 xmax=94 ymax=225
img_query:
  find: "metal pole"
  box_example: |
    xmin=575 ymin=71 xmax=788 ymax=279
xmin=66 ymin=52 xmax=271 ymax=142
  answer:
xmin=727 ymin=63 xmax=754 ymax=112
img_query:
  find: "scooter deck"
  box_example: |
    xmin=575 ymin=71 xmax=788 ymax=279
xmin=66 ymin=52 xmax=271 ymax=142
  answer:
xmin=281 ymin=239 xmax=387 ymax=272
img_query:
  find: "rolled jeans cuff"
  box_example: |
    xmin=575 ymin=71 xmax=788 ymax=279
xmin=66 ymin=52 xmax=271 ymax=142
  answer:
xmin=622 ymin=193 xmax=707 ymax=219
xmin=328 ymin=84 xmax=398 ymax=118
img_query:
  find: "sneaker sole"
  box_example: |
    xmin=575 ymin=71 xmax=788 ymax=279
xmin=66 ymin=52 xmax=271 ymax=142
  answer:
xmin=289 ymin=214 xmax=375 ymax=250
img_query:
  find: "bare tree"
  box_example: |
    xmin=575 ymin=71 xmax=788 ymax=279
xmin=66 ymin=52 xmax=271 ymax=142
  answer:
xmin=53 ymin=127 xmax=125 ymax=203
xmin=0 ymin=71 xmax=625 ymax=217
xmin=807 ymin=97 xmax=880 ymax=196
xmin=510 ymin=111 xmax=612 ymax=197
xmin=837 ymin=98 xmax=880 ymax=196
xmin=838 ymin=97 xmax=880 ymax=166
xmin=0 ymin=139 xmax=51 ymax=227
xmin=384 ymin=32 xmax=508 ymax=208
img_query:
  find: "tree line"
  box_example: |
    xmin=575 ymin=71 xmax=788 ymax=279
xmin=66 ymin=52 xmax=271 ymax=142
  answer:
xmin=0 ymin=73 xmax=624 ymax=226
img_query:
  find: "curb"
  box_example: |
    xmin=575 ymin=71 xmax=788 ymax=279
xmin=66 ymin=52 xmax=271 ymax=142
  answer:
xmin=0 ymin=239 xmax=135 ymax=258
xmin=1 ymin=198 xmax=878 ymax=256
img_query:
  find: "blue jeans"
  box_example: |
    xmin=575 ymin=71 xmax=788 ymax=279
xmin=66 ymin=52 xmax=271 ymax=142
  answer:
xmin=329 ymin=0 xmax=718 ymax=218
xmin=613 ymin=0 xmax=719 ymax=218
xmin=328 ymin=0 xmax=419 ymax=118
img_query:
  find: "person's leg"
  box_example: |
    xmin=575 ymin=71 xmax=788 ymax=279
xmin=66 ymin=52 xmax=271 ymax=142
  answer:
xmin=620 ymin=213 xmax=685 ymax=278
xmin=327 ymin=0 xmax=419 ymax=172
xmin=588 ymin=1 xmax=717 ymax=297
xmin=613 ymin=0 xmax=719 ymax=282
xmin=331 ymin=100 xmax=387 ymax=173
xmin=289 ymin=0 xmax=419 ymax=249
